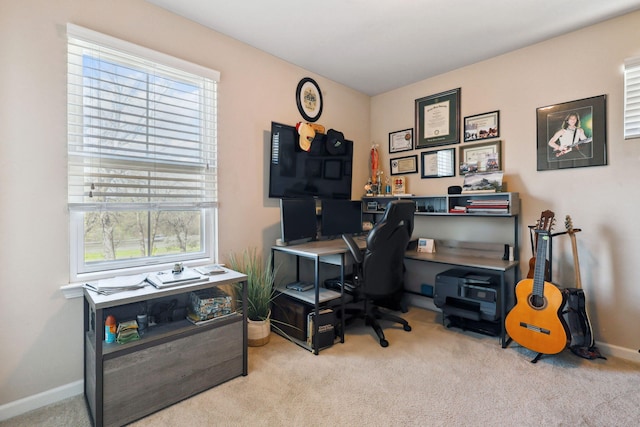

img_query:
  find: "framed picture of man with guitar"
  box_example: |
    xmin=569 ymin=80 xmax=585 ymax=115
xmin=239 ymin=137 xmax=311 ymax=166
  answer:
xmin=536 ymin=95 xmax=607 ymax=171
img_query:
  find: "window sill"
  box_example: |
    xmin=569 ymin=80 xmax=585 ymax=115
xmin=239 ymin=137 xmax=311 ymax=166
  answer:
xmin=60 ymin=283 xmax=84 ymax=299
xmin=61 ymin=258 xmax=214 ymax=299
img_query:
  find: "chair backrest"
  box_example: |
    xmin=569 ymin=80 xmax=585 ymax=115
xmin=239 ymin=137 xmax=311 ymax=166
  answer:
xmin=361 ymin=200 xmax=415 ymax=298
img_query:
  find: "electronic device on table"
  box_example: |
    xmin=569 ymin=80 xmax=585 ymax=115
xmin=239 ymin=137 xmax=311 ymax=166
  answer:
xmin=268 ymin=121 xmax=353 ymax=200
xmin=279 ymin=198 xmax=318 ymax=244
xmin=286 ymin=281 xmax=314 ymax=292
xmin=320 ymin=199 xmax=363 ymax=238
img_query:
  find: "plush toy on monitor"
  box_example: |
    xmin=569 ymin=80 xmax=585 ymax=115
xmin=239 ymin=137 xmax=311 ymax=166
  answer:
xmin=295 ymin=122 xmax=315 ymax=152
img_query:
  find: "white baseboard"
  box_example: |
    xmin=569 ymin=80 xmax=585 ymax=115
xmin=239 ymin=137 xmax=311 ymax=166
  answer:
xmin=0 ymin=380 xmax=83 ymax=422
xmin=596 ymin=342 xmax=640 ymax=363
xmin=406 ymin=293 xmax=640 ymax=364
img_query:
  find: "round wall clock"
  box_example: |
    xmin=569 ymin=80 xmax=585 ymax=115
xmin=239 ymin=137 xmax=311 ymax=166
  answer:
xmin=296 ymin=77 xmax=323 ymax=122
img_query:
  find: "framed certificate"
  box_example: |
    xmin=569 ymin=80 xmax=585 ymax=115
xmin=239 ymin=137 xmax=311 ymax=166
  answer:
xmin=390 ymin=155 xmax=418 ymax=175
xmin=464 ymin=111 xmax=499 ymax=142
xmin=460 ymin=140 xmax=502 ymax=174
xmin=389 ymin=128 xmax=413 ymax=153
xmin=415 ymin=88 xmax=460 ymax=148
xmin=420 ymin=148 xmax=455 ymax=178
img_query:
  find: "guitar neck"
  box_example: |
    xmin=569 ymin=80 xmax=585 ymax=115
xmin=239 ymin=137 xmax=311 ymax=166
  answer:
xmin=533 ymin=231 xmax=549 ymax=296
xmin=569 ymin=232 xmax=582 ymax=289
xmin=567 ymin=137 xmax=592 ymax=149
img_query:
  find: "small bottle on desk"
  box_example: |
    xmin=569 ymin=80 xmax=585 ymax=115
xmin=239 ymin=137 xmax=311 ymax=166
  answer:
xmin=105 ymin=315 xmax=116 ymax=343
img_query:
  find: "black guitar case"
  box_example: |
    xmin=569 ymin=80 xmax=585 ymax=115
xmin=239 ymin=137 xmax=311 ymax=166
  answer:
xmin=562 ymin=288 xmax=606 ymax=360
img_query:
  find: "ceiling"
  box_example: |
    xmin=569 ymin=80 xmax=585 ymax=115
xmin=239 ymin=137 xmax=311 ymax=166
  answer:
xmin=147 ymin=0 xmax=640 ymax=96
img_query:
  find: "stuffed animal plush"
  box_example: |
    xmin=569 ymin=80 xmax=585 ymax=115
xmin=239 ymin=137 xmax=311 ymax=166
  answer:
xmin=295 ymin=122 xmax=315 ymax=152
xmin=308 ymin=123 xmax=325 ymax=134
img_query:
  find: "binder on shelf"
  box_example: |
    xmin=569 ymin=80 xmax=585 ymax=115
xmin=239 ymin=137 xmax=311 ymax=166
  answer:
xmin=307 ymin=308 xmax=336 ymax=350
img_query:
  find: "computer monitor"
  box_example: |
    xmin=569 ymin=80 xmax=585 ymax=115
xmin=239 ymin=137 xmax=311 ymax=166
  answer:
xmin=280 ymin=198 xmax=318 ymax=244
xmin=320 ymin=199 xmax=363 ymax=238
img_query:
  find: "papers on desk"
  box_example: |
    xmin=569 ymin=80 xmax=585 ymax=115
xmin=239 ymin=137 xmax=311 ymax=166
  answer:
xmin=194 ymin=264 xmax=226 ymax=276
xmin=146 ymin=267 xmax=207 ymax=289
xmin=84 ymin=274 xmax=148 ymax=295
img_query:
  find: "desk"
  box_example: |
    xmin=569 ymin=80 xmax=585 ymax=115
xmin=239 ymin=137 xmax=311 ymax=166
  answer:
xmin=274 ymin=237 xmax=518 ymax=350
xmin=405 ymin=247 xmax=520 ymax=347
xmin=271 ymin=238 xmax=366 ymax=354
xmin=83 ymin=270 xmax=248 ymax=427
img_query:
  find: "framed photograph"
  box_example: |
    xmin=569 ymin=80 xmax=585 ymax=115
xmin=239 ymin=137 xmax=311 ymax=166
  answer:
xmin=464 ymin=110 xmax=500 ymax=142
xmin=296 ymin=77 xmax=323 ymax=122
xmin=389 ymin=128 xmax=413 ymax=153
xmin=536 ymin=95 xmax=607 ymax=171
xmin=421 ymin=148 xmax=455 ymax=178
xmin=390 ymin=155 xmax=418 ymax=175
xmin=415 ymin=88 xmax=461 ymax=148
xmin=459 ymin=140 xmax=502 ymax=175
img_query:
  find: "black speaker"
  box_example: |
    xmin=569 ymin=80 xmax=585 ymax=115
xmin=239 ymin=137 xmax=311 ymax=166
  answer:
xmin=448 ymin=185 xmax=462 ymax=194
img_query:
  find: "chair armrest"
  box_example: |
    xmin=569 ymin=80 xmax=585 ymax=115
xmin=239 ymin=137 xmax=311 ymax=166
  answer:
xmin=342 ymin=234 xmax=364 ymax=264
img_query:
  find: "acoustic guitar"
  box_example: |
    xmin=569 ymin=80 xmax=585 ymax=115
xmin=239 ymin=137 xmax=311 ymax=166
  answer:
xmin=506 ymin=229 xmax=569 ymax=355
xmin=526 ymin=210 xmax=554 ymax=280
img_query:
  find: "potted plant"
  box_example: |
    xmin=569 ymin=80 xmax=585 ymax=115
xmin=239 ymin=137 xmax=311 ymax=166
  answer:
xmin=227 ymin=248 xmax=278 ymax=346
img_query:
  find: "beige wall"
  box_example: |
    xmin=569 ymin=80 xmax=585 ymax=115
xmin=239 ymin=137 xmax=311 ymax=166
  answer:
xmin=372 ymin=12 xmax=640 ymax=359
xmin=0 ymin=0 xmax=370 ymax=406
xmin=1 ymin=0 xmax=639 ymax=413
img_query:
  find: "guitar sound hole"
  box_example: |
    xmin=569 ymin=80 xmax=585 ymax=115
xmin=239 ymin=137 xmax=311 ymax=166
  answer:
xmin=528 ymin=294 xmax=547 ymax=310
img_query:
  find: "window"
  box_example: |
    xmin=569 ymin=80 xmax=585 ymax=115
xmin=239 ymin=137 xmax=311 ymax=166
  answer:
xmin=624 ymin=56 xmax=640 ymax=140
xmin=67 ymin=24 xmax=219 ymax=279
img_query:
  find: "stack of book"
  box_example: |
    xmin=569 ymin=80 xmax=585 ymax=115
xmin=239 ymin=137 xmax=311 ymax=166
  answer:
xmin=465 ymin=199 xmax=510 ymax=214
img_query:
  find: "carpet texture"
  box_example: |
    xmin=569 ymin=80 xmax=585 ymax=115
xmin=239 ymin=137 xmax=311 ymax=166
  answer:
xmin=2 ymin=308 xmax=639 ymax=426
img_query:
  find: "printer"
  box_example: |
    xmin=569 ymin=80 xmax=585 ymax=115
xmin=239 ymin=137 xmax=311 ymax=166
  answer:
xmin=434 ymin=268 xmax=500 ymax=322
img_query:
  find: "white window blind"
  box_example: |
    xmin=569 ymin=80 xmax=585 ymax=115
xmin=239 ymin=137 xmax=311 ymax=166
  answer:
xmin=624 ymin=56 xmax=640 ymax=140
xmin=67 ymin=24 xmax=219 ymax=211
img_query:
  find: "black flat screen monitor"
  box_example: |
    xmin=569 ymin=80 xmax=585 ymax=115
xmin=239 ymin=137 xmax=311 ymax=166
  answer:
xmin=269 ymin=122 xmax=353 ymax=199
xmin=321 ymin=199 xmax=363 ymax=237
xmin=280 ymin=198 xmax=318 ymax=244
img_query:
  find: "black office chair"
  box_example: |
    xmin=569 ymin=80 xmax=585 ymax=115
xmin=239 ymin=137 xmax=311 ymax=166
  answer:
xmin=342 ymin=199 xmax=415 ymax=347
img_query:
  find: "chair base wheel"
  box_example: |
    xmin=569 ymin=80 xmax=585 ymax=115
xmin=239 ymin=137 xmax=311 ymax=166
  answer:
xmin=379 ymin=339 xmax=389 ymax=347
xmin=404 ymin=324 xmax=412 ymax=332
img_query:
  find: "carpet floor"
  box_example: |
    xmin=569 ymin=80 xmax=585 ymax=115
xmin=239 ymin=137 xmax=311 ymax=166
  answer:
xmin=2 ymin=307 xmax=639 ymax=426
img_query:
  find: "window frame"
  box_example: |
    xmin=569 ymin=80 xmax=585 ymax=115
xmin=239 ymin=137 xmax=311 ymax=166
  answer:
xmin=624 ymin=55 xmax=640 ymax=140
xmin=67 ymin=24 xmax=219 ymax=282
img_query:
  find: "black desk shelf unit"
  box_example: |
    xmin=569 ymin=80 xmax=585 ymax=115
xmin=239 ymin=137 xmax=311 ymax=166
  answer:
xmin=363 ymin=192 xmax=521 ymax=347
xmin=83 ymin=271 xmax=248 ymax=427
xmin=271 ymin=239 xmax=361 ymax=354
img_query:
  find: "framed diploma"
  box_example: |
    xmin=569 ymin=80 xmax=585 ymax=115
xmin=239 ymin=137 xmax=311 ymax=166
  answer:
xmin=420 ymin=148 xmax=455 ymax=178
xmin=415 ymin=88 xmax=460 ymax=148
xmin=390 ymin=155 xmax=418 ymax=175
xmin=389 ymin=128 xmax=413 ymax=153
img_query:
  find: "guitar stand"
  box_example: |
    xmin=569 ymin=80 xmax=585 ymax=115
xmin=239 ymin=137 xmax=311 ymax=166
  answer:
xmin=531 ymin=353 xmax=544 ymax=363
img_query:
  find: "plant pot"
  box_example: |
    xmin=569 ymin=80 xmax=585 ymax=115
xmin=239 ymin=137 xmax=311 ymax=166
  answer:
xmin=247 ymin=317 xmax=271 ymax=347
